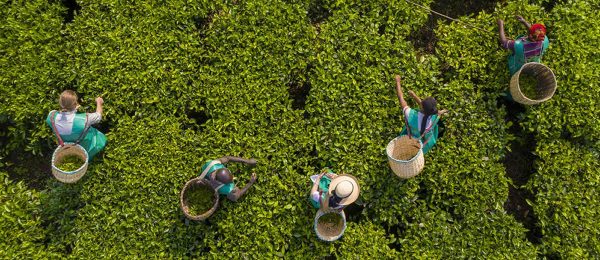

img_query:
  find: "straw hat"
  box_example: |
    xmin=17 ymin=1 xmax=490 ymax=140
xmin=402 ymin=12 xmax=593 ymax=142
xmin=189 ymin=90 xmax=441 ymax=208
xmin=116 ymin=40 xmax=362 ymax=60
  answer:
xmin=327 ymin=175 xmax=360 ymax=206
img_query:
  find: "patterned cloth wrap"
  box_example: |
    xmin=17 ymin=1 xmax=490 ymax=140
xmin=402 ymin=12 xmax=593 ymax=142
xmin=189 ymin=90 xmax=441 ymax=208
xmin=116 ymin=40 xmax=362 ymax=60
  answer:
xmin=507 ymin=35 xmax=550 ymax=75
xmin=400 ymin=107 xmax=439 ymax=155
xmin=200 ymin=160 xmax=235 ymax=195
xmin=310 ymin=168 xmax=344 ymax=210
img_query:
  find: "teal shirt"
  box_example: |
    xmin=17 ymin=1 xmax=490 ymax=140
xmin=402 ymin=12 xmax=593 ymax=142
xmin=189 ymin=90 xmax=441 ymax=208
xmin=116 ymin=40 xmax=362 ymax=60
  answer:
xmin=200 ymin=160 xmax=235 ymax=195
xmin=46 ymin=111 xmax=107 ymax=161
xmin=400 ymin=107 xmax=439 ymax=154
xmin=508 ymin=35 xmax=550 ymax=75
xmin=310 ymin=168 xmax=335 ymax=209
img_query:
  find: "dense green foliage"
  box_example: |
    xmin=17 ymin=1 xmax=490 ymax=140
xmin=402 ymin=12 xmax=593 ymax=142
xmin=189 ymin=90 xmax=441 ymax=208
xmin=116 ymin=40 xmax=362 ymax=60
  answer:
xmin=0 ymin=172 xmax=59 ymax=258
xmin=1 ymin=0 xmax=598 ymax=258
xmin=186 ymin=185 xmax=216 ymax=216
xmin=56 ymin=155 xmax=85 ymax=172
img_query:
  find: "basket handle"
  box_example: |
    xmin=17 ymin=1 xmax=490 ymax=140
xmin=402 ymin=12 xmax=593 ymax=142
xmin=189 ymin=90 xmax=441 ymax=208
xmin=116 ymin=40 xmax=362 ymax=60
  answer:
xmin=51 ymin=112 xmax=91 ymax=146
xmin=50 ymin=111 xmax=65 ymax=147
xmin=401 ymin=108 xmax=413 ymax=140
xmin=74 ymin=113 xmax=90 ymax=145
xmin=418 ymin=116 xmax=440 ymax=140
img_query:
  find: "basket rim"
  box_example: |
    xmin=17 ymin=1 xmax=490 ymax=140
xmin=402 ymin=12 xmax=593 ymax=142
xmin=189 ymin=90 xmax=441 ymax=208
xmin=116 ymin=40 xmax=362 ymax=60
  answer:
xmin=314 ymin=209 xmax=347 ymax=241
xmin=180 ymin=178 xmax=219 ymax=220
xmin=386 ymin=135 xmax=424 ymax=163
xmin=513 ymin=62 xmax=557 ymax=103
xmin=51 ymin=143 xmax=89 ymax=175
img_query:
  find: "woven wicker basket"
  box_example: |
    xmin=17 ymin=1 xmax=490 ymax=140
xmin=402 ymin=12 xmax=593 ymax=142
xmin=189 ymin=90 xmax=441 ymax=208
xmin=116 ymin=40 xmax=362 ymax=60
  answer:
xmin=510 ymin=62 xmax=557 ymax=105
xmin=51 ymin=143 xmax=89 ymax=183
xmin=314 ymin=209 xmax=346 ymax=242
xmin=386 ymin=135 xmax=425 ymax=179
xmin=180 ymin=178 xmax=219 ymax=221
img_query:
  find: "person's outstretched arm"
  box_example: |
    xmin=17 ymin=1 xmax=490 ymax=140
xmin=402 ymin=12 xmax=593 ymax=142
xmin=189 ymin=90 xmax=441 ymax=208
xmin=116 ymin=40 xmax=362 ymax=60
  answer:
xmin=86 ymin=97 xmax=104 ymax=127
xmin=516 ymin=15 xmax=531 ymax=30
xmin=497 ymin=19 xmax=509 ymax=46
xmin=394 ymin=75 xmax=408 ymax=109
xmin=95 ymin=97 xmax=104 ymax=116
xmin=408 ymin=90 xmax=423 ymax=110
xmin=437 ymin=109 xmax=448 ymax=117
xmin=226 ymin=173 xmax=257 ymax=202
xmin=218 ymin=156 xmax=257 ymax=165
xmin=321 ymin=193 xmax=331 ymax=211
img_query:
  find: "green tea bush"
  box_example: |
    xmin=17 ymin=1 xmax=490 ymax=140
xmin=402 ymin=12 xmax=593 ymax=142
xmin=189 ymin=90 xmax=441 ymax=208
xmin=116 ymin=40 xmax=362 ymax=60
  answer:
xmin=436 ymin=1 xmax=600 ymax=257
xmin=0 ymin=0 xmax=68 ymax=155
xmin=0 ymin=172 xmax=59 ymax=258
xmin=521 ymin=1 xmax=600 ymax=145
xmin=527 ymin=140 xmax=600 ymax=258
xmin=1 ymin=0 xmax=599 ymax=258
xmin=398 ymin=209 xmax=537 ymax=258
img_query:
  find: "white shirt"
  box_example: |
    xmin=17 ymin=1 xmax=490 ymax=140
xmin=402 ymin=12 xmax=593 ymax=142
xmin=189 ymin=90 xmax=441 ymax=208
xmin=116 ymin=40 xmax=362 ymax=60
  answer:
xmin=52 ymin=110 xmax=102 ymax=135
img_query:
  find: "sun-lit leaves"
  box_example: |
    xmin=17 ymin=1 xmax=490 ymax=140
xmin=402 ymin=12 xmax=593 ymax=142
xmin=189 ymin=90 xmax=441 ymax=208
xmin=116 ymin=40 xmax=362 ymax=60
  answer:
xmin=1 ymin=0 xmax=598 ymax=258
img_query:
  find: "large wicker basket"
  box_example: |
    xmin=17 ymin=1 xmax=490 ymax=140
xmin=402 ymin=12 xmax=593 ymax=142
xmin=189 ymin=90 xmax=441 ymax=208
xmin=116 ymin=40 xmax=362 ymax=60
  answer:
xmin=314 ymin=209 xmax=346 ymax=242
xmin=386 ymin=135 xmax=425 ymax=179
xmin=51 ymin=143 xmax=89 ymax=183
xmin=510 ymin=62 xmax=557 ymax=105
xmin=180 ymin=178 xmax=219 ymax=221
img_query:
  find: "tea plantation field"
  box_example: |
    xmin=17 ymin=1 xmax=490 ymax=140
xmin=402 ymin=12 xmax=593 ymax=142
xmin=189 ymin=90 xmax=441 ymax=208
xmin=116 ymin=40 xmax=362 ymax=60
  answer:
xmin=1 ymin=0 xmax=598 ymax=258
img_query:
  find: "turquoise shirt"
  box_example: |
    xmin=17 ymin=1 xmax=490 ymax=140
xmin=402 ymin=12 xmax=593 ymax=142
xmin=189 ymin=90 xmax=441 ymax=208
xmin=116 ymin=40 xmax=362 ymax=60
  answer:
xmin=46 ymin=111 xmax=107 ymax=161
xmin=200 ymin=160 xmax=235 ymax=195
xmin=310 ymin=168 xmax=338 ymax=209
xmin=508 ymin=35 xmax=550 ymax=75
xmin=400 ymin=108 xmax=439 ymax=154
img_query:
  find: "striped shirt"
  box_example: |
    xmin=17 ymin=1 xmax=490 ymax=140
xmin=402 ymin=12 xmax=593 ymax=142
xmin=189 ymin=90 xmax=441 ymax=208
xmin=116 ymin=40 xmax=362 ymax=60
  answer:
xmin=502 ymin=36 xmax=544 ymax=60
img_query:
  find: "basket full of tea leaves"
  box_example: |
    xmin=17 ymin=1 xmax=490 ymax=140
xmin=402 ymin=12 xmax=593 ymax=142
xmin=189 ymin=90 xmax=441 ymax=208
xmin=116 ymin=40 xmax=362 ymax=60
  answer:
xmin=180 ymin=178 xmax=219 ymax=221
xmin=314 ymin=209 xmax=346 ymax=241
xmin=51 ymin=143 xmax=89 ymax=183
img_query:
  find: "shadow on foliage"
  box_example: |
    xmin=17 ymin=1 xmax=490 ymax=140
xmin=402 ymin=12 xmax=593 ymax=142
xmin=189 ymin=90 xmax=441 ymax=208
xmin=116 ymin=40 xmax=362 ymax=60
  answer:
xmin=541 ymin=0 xmax=564 ymax=12
xmin=498 ymin=97 xmax=542 ymax=244
xmin=308 ymin=0 xmax=332 ymax=26
xmin=382 ymin=220 xmax=407 ymax=252
xmin=58 ymin=0 xmax=81 ymax=24
xmin=0 ymin=114 xmax=11 ymax=156
xmin=288 ymin=64 xmax=314 ymax=111
xmin=193 ymin=8 xmax=226 ymax=38
xmin=39 ymin=179 xmax=85 ymax=255
xmin=4 ymin=148 xmax=52 ymax=191
xmin=184 ymin=104 xmax=210 ymax=131
xmin=407 ymin=0 xmax=501 ymax=54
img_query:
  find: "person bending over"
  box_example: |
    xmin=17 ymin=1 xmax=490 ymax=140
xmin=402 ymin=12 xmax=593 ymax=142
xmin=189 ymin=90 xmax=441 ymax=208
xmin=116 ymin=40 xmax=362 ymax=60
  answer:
xmin=200 ymin=156 xmax=258 ymax=202
xmin=498 ymin=15 xmax=550 ymax=75
xmin=46 ymin=90 xmax=107 ymax=161
xmin=394 ymin=75 xmax=447 ymax=154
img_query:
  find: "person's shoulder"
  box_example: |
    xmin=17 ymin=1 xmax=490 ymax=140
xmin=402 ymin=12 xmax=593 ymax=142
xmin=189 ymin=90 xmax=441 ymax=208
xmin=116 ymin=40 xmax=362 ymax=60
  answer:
xmin=46 ymin=110 xmax=58 ymax=119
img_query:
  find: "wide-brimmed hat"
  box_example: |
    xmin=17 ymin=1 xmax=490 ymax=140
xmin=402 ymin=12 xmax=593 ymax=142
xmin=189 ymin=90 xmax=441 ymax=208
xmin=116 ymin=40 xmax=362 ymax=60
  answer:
xmin=327 ymin=174 xmax=360 ymax=206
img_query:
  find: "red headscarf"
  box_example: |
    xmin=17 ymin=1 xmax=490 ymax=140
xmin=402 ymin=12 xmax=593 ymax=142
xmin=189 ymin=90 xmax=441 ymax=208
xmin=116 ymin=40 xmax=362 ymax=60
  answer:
xmin=529 ymin=23 xmax=546 ymax=41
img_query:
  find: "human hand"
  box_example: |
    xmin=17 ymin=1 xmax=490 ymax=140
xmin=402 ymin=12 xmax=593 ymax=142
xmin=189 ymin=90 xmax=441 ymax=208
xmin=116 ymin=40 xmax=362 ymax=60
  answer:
xmin=408 ymin=90 xmax=416 ymax=96
xmin=439 ymin=109 xmax=449 ymax=115
xmin=95 ymin=97 xmax=104 ymax=105
xmin=497 ymin=19 xmax=504 ymax=27
xmin=316 ymin=171 xmax=326 ymax=180
xmin=250 ymin=172 xmax=257 ymax=183
xmin=515 ymin=15 xmax=525 ymax=23
xmin=247 ymin=158 xmax=257 ymax=165
xmin=395 ymin=75 xmax=401 ymax=84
